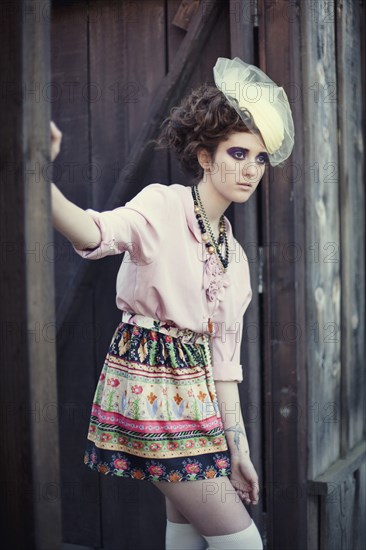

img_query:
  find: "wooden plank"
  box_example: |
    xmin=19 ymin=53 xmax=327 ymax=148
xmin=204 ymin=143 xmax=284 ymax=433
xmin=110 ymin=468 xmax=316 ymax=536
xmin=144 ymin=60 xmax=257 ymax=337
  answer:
xmin=0 ymin=0 xmax=62 ymax=547
xmin=300 ymin=0 xmax=341 ymax=478
xmin=51 ymin=0 xmax=90 ymax=312
xmin=336 ymin=0 xmax=365 ymax=454
xmin=87 ymin=1 xmax=135 ymax=542
xmin=172 ymin=0 xmax=200 ymax=30
xmin=55 ymin=0 xmax=224 ymax=333
xmin=166 ymin=0 xmax=188 ymax=185
xmin=353 ymin=461 xmax=366 ymax=549
xmin=229 ymin=0 xmax=264 ymax=534
xmin=307 ymin=440 xmax=366 ymax=496
xmin=56 ymin=285 xmax=101 ymax=548
xmin=124 ymin=0 xmax=170 ymax=190
xmin=307 ymin=495 xmax=320 ymax=550
xmin=87 ymin=0 xmax=129 ymax=208
xmin=320 ymin=472 xmax=356 ymax=550
xmin=137 ymin=481 xmax=168 ymax=550
xmin=167 ymin=0 xmax=187 ymax=65
xmin=87 ymin=2 xmax=168 ymax=548
xmin=258 ymin=0 xmax=307 ymax=548
xmin=51 ymin=1 xmax=101 ymax=546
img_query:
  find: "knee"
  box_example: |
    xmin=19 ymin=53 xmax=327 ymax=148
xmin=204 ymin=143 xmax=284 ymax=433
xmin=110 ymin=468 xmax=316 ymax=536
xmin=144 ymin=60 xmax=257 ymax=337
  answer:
xmin=202 ymin=519 xmax=263 ymax=550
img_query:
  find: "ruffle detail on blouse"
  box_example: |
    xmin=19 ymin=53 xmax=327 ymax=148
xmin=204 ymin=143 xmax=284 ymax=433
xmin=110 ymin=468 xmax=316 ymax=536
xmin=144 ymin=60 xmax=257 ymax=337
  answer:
xmin=203 ymin=253 xmax=230 ymax=303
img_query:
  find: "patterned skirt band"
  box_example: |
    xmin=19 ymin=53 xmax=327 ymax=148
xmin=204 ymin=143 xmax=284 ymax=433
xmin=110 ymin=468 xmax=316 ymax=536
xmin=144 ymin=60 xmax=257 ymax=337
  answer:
xmin=121 ymin=310 xmax=210 ymax=346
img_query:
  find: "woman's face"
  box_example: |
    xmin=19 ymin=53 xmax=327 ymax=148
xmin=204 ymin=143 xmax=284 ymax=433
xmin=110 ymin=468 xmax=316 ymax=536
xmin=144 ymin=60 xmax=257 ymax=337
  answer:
xmin=201 ymin=131 xmax=269 ymax=204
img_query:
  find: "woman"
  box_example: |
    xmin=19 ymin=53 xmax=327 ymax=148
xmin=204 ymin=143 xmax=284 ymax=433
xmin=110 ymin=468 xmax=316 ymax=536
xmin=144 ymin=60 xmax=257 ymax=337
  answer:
xmin=51 ymin=57 xmax=294 ymax=550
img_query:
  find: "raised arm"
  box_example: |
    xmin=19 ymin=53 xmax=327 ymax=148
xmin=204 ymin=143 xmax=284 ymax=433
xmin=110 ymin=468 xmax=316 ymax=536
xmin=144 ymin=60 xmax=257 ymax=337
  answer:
xmin=49 ymin=121 xmax=101 ymax=250
xmin=51 ymin=183 xmax=102 ymax=251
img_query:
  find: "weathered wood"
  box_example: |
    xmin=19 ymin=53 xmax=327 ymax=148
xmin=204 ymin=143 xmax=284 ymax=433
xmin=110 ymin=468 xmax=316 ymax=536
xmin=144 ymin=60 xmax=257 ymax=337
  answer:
xmin=307 ymin=440 xmax=366 ymax=496
xmin=229 ymin=0 xmax=264 ymax=534
xmin=123 ymin=0 xmax=170 ymax=191
xmin=320 ymin=472 xmax=356 ymax=550
xmin=51 ymin=2 xmax=101 ymax=545
xmin=56 ymin=286 xmax=101 ymax=547
xmin=172 ymin=0 xmax=200 ymax=30
xmin=303 ymin=1 xmax=365 ymax=549
xmin=336 ymin=0 xmax=365 ymax=455
xmin=258 ymin=0 xmax=307 ymax=548
xmin=51 ymin=0 xmax=90 ymax=311
xmin=307 ymin=495 xmax=320 ymax=550
xmin=88 ymin=0 xmax=129 ymax=208
xmin=88 ymin=2 xmax=168 ymax=548
xmin=353 ymin=461 xmax=366 ymax=550
xmin=88 ymin=4 xmax=136 ymax=547
xmin=0 ymin=0 xmax=62 ymax=547
xmin=55 ymin=0 xmax=224 ymax=333
xmin=301 ymin=0 xmax=341 ymax=480
xmin=167 ymin=0 xmax=188 ymax=185
xmin=48 ymin=0 xmax=366 ymax=548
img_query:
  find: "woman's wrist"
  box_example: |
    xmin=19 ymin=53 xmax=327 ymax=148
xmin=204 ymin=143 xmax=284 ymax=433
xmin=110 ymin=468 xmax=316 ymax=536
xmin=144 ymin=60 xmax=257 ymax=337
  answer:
xmin=224 ymin=420 xmax=251 ymax=460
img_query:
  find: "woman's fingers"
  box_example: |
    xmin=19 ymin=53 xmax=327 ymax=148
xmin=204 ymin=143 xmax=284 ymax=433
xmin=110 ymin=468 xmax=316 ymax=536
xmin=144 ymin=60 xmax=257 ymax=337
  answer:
xmin=50 ymin=120 xmax=63 ymax=161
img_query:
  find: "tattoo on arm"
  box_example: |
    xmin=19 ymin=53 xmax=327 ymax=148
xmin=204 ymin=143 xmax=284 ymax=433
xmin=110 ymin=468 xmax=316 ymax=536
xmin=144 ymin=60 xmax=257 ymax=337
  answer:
xmin=224 ymin=422 xmax=247 ymax=452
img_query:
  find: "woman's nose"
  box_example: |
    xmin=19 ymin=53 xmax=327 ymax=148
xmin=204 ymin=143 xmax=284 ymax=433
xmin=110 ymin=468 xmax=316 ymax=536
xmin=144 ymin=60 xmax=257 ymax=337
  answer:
xmin=242 ymin=161 xmax=260 ymax=178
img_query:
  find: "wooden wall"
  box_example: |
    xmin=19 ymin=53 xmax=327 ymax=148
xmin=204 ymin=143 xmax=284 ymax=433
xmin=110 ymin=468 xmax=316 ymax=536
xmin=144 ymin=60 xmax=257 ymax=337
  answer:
xmin=258 ymin=0 xmax=308 ymax=546
xmin=52 ymin=1 xmax=231 ymax=548
xmin=48 ymin=1 xmax=365 ymax=549
xmin=303 ymin=1 xmax=366 ymax=548
xmin=0 ymin=0 xmax=61 ymax=548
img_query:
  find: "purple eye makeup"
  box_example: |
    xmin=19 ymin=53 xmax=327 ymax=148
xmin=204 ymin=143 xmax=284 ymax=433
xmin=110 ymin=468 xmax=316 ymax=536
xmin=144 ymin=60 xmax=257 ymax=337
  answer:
xmin=226 ymin=147 xmax=269 ymax=165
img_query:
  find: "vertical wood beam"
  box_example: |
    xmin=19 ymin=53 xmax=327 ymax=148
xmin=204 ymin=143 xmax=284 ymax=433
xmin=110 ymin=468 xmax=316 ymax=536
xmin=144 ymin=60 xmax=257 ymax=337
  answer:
xmin=229 ymin=0 xmax=265 ymax=537
xmin=335 ymin=0 xmax=365 ymax=456
xmin=0 ymin=1 xmax=62 ymax=547
xmin=258 ymin=0 xmax=307 ymax=548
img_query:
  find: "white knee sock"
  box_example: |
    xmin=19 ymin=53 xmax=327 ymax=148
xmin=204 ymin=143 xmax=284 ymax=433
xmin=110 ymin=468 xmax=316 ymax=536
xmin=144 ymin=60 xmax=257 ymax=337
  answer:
xmin=202 ymin=520 xmax=263 ymax=550
xmin=165 ymin=519 xmax=208 ymax=550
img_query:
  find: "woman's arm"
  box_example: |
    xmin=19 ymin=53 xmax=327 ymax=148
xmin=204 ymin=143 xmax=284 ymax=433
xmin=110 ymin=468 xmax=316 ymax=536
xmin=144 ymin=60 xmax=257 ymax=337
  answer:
xmin=51 ymin=183 xmax=102 ymax=250
xmin=50 ymin=121 xmax=101 ymax=250
xmin=215 ymin=380 xmax=250 ymax=459
xmin=215 ymin=380 xmax=260 ymax=505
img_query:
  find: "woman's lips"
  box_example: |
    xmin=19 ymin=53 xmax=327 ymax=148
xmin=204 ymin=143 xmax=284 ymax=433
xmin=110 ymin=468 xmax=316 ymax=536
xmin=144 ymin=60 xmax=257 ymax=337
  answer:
xmin=237 ymin=182 xmax=252 ymax=188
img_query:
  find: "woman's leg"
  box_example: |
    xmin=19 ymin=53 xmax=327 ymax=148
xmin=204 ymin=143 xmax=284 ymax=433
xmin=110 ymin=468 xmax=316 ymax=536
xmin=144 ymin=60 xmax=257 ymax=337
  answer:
xmin=153 ymin=477 xmax=252 ymax=535
xmin=165 ymin=496 xmax=207 ymax=550
xmin=165 ymin=496 xmax=190 ymax=523
xmin=153 ymin=477 xmax=263 ymax=549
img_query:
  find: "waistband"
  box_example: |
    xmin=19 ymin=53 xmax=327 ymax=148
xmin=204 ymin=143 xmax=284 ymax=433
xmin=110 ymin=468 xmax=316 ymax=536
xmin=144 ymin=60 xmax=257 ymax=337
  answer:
xmin=121 ymin=310 xmax=209 ymax=345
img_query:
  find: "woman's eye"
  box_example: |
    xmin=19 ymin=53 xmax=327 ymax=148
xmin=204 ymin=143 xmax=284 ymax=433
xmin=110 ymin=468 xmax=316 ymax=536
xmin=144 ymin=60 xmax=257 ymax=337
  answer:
xmin=229 ymin=149 xmax=245 ymax=160
xmin=257 ymin=154 xmax=269 ymax=165
xmin=234 ymin=151 xmax=245 ymax=159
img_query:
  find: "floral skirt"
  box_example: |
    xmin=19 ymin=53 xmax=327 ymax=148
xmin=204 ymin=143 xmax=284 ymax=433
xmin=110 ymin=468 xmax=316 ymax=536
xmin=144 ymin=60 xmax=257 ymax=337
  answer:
xmin=83 ymin=311 xmax=232 ymax=482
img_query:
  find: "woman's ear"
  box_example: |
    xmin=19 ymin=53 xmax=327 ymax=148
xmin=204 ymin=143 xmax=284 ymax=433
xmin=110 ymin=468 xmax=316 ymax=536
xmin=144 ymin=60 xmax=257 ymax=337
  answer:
xmin=197 ymin=148 xmax=213 ymax=172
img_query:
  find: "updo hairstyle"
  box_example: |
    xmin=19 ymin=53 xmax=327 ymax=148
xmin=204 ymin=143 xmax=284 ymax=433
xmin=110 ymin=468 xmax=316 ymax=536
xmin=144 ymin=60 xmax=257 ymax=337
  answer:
xmin=155 ymin=84 xmax=260 ymax=182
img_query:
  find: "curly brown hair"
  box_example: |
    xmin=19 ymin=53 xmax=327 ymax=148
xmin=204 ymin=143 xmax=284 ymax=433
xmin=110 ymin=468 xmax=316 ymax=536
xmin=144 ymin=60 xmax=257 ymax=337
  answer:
xmin=155 ymin=84 xmax=261 ymax=182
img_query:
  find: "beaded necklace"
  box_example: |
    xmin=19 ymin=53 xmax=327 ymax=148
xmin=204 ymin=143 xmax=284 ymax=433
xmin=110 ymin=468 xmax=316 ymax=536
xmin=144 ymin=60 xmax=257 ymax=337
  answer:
xmin=191 ymin=184 xmax=229 ymax=337
xmin=191 ymin=184 xmax=229 ymax=272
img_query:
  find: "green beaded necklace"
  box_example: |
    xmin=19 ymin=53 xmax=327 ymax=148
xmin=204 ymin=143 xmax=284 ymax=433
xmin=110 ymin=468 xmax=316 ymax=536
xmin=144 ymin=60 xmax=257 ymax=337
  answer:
xmin=191 ymin=185 xmax=229 ymax=272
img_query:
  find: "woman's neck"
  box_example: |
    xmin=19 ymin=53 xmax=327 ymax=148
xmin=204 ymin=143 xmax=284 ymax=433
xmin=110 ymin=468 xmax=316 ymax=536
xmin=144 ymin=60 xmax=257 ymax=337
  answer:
xmin=196 ymin=180 xmax=231 ymax=229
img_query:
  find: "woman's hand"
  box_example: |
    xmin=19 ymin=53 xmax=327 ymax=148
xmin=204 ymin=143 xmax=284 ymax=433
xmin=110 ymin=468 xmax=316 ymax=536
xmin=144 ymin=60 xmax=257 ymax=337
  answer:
xmin=229 ymin=455 xmax=260 ymax=506
xmin=50 ymin=120 xmax=62 ymax=162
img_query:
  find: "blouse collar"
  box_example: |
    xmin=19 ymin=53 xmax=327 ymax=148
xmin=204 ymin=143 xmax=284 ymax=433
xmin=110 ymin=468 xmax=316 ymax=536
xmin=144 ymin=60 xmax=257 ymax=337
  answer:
xmin=172 ymin=183 xmax=234 ymax=245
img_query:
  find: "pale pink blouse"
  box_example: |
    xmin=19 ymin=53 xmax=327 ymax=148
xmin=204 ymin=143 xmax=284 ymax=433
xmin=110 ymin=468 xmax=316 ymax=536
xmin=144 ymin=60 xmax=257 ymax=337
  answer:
xmin=73 ymin=183 xmax=252 ymax=383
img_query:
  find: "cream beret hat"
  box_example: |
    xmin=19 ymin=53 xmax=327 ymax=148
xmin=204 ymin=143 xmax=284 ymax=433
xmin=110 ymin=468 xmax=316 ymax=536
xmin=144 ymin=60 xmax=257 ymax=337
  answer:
xmin=213 ymin=57 xmax=295 ymax=166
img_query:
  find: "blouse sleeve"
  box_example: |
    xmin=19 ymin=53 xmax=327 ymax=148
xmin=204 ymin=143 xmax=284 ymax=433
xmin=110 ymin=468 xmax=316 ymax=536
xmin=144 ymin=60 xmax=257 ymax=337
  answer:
xmin=72 ymin=183 xmax=170 ymax=265
xmin=211 ymin=288 xmax=253 ymax=383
